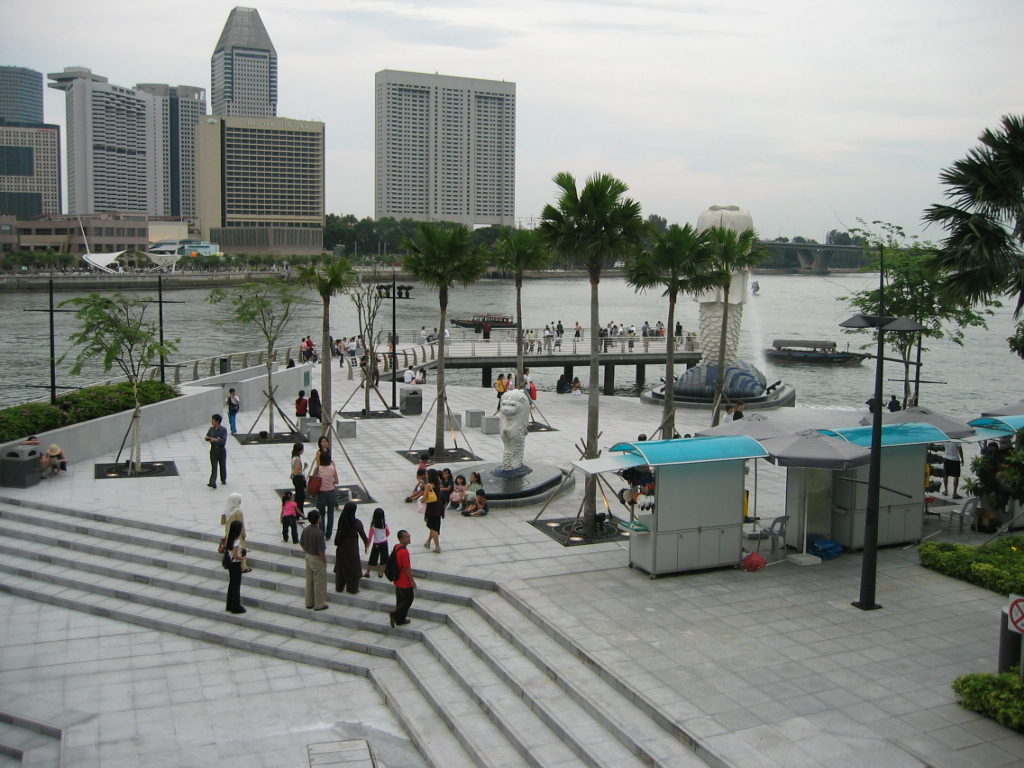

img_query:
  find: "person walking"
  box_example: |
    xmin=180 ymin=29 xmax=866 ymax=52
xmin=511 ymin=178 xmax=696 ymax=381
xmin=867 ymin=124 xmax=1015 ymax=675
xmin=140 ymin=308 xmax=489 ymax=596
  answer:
xmin=364 ymin=508 xmax=390 ymax=578
xmin=281 ymin=491 xmax=300 ymax=544
xmin=290 ymin=442 xmax=307 ymax=514
xmin=493 ymin=373 xmax=506 ymax=413
xmin=225 ymin=388 xmax=240 ymax=435
xmin=422 ymin=468 xmax=444 ymax=554
xmin=205 ymin=414 xmax=228 ymax=488
xmin=334 ymin=502 xmax=368 ymax=594
xmin=943 ymin=441 xmax=964 ymax=499
xmin=224 ymin=519 xmax=247 ymax=614
xmin=314 ymin=449 xmax=341 ymax=538
xmin=300 ymin=510 xmax=328 ymax=610
xmin=389 ymin=529 xmax=415 ymax=627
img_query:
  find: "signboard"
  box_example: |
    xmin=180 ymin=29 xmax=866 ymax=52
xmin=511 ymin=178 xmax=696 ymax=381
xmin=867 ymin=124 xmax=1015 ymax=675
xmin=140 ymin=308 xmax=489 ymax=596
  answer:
xmin=1009 ymin=594 xmax=1024 ymax=635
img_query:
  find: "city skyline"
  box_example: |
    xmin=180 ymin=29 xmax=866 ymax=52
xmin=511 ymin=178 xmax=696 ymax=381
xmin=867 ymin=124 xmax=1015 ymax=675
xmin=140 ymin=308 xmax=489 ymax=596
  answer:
xmin=3 ymin=0 xmax=1022 ymax=238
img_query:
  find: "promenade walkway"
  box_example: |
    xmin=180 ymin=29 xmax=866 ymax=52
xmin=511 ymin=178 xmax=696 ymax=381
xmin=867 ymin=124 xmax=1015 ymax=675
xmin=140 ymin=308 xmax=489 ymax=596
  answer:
xmin=0 ymin=360 xmax=1021 ymax=767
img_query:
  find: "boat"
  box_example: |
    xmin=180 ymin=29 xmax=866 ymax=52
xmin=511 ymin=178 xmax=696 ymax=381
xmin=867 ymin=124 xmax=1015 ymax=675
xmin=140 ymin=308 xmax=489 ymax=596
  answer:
xmin=450 ymin=313 xmax=516 ymax=330
xmin=765 ymin=339 xmax=867 ymax=365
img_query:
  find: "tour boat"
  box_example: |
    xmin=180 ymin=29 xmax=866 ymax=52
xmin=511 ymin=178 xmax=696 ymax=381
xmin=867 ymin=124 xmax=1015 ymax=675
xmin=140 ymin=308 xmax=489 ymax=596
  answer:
xmin=450 ymin=313 xmax=516 ymax=330
xmin=765 ymin=339 xmax=867 ymax=365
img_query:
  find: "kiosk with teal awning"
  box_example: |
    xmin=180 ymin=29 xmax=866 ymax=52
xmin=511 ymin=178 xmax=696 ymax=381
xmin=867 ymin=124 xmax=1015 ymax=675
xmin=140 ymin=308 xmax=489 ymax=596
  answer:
xmin=574 ymin=436 xmax=768 ymax=577
xmin=816 ymin=422 xmax=949 ymax=549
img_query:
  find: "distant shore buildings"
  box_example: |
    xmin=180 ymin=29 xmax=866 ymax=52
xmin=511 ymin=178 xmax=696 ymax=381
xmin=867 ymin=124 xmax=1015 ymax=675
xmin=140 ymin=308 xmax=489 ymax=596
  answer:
xmin=0 ymin=66 xmax=61 ymax=220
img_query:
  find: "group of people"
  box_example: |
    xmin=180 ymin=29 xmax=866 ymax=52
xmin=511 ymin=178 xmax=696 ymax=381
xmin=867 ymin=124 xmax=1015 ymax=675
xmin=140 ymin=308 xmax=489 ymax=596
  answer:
xmin=404 ymin=463 xmax=489 ymax=552
xmin=295 ymin=389 xmax=323 ymax=421
xmin=402 ymin=366 xmax=427 ymax=384
xmin=723 ymin=402 xmax=746 ymax=420
xmin=493 ymin=369 xmax=541 ymax=406
xmin=19 ymin=436 xmax=69 ymax=478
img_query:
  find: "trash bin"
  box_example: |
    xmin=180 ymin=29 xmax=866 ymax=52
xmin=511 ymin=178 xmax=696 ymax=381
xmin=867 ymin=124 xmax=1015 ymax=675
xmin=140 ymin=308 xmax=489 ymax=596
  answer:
xmin=400 ymin=388 xmax=422 ymax=415
xmin=1 ymin=444 xmax=41 ymax=488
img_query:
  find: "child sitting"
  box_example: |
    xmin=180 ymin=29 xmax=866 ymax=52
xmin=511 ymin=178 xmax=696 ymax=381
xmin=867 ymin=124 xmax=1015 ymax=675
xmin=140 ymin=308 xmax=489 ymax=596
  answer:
xmin=461 ymin=489 xmax=489 ymax=517
xmin=449 ymin=474 xmax=467 ymax=510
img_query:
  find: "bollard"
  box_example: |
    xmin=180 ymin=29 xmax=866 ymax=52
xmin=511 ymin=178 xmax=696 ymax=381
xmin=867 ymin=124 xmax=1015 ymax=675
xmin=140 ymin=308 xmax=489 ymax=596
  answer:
xmin=997 ymin=608 xmax=1022 ymax=675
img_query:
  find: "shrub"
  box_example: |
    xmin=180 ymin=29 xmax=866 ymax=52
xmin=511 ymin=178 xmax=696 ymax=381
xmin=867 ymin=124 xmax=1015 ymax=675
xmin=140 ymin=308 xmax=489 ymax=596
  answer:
xmin=919 ymin=538 xmax=1024 ymax=596
xmin=0 ymin=381 xmax=178 ymax=443
xmin=953 ymin=671 xmax=1024 ymax=732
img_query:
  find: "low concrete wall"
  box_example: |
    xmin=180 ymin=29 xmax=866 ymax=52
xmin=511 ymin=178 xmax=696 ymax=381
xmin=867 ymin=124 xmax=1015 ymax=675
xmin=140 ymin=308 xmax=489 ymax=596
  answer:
xmin=198 ymin=364 xmax=310 ymax=427
xmin=0 ymin=364 xmax=310 ymax=472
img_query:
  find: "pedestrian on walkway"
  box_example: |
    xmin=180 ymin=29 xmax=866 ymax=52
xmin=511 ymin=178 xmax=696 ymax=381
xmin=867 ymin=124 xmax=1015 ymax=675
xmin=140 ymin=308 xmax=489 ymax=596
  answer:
xmin=300 ymin=510 xmax=328 ymax=610
xmin=220 ymin=492 xmax=250 ymax=572
xmin=225 ymin=388 xmax=240 ymax=435
xmin=334 ymin=501 xmax=368 ymax=593
xmin=364 ymin=508 xmax=390 ymax=578
xmin=224 ymin=519 xmax=247 ymax=614
xmin=943 ymin=441 xmax=964 ymax=499
xmin=205 ymin=414 xmax=228 ymax=488
xmin=290 ymin=442 xmax=307 ymax=514
xmin=314 ymin=449 xmax=340 ymax=538
xmin=422 ymin=468 xmax=444 ymax=554
xmin=389 ymin=529 xmax=415 ymax=627
xmin=308 ymin=388 xmax=323 ymax=422
xmin=281 ymin=491 xmax=300 ymax=544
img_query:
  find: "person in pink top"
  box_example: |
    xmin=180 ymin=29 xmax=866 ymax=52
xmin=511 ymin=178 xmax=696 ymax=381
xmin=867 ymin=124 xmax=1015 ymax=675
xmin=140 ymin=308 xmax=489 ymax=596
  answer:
xmin=314 ymin=449 xmax=340 ymax=538
xmin=280 ymin=491 xmax=300 ymax=543
xmin=364 ymin=508 xmax=390 ymax=578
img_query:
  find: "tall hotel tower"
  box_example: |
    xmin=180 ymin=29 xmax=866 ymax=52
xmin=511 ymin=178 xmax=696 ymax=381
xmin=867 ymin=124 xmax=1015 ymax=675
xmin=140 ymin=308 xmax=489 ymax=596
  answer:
xmin=211 ymin=6 xmax=277 ymax=118
xmin=0 ymin=66 xmax=61 ymax=218
xmin=375 ymin=70 xmax=515 ymax=227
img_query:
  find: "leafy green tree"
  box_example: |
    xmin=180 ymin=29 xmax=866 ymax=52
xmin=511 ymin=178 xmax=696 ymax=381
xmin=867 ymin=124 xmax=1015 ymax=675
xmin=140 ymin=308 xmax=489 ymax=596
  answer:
xmin=495 ymin=228 xmax=550 ymax=385
xmin=538 ymin=171 xmax=645 ymax=532
xmin=704 ymin=226 xmax=761 ymax=426
xmin=301 ymin=257 xmax=357 ymax=436
xmin=626 ymin=224 xmax=725 ymax=438
xmin=62 ymin=294 xmax=179 ymax=473
xmin=347 ymin=271 xmax=387 ymax=415
xmin=401 ymin=223 xmax=488 ymax=454
xmin=208 ymin=279 xmax=303 ymax=437
xmin=924 ymin=114 xmax=1024 ymax=356
xmin=843 ymin=221 xmax=992 ymax=405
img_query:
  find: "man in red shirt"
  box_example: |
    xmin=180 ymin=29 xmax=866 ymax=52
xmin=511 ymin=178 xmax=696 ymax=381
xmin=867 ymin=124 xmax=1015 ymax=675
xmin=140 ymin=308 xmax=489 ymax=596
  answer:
xmin=389 ymin=530 xmax=415 ymax=627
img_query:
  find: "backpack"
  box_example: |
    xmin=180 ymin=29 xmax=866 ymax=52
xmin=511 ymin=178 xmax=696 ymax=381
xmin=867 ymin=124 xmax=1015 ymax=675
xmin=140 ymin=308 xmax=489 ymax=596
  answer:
xmin=384 ymin=546 xmax=403 ymax=582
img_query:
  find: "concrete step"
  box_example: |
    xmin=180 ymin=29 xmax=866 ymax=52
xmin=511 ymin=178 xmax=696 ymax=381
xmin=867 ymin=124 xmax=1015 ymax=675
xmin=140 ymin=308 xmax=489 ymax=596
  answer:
xmin=0 ymin=719 xmax=61 ymax=767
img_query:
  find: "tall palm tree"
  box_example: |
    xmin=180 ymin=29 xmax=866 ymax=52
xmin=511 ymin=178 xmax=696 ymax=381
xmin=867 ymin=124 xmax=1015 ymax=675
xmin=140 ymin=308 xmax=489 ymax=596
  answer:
xmin=924 ymin=115 xmax=1024 ymax=326
xmin=704 ymin=226 xmax=760 ymax=426
xmin=538 ymin=171 xmax=645 ymax=532
xmin=625 ymin=224 xmax=725 ymax=439
xmin=402 ymin=223 xmax=488 ymax=455
xmin=301 ymin=257 xmax=357 ymax=437
xmin=495 ymin=227 xmax=550 ymax=385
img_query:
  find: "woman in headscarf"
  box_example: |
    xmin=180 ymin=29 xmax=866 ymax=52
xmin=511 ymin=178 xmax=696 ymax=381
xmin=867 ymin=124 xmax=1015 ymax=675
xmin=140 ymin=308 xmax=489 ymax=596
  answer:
xmin=333 ymin=501 xmax=368 ymax=594
xmin=221 ymin=492 xmax=250 ymax=572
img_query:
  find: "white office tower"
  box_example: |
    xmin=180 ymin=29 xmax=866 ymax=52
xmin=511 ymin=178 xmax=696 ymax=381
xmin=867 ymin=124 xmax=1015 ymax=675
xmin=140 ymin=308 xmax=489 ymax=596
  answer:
xmin=375 ymin=70 xmax=515 ymax=227
xmin=211 ymin=7 xmax=277 ymax=118
xmin=136 ymin=84 xmax=207 ymax=217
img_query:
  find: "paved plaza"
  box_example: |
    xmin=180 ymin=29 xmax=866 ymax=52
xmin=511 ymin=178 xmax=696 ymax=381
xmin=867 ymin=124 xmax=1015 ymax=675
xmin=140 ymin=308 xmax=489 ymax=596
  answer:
xmin=1 ymin=363 xmax=1023 ymax=768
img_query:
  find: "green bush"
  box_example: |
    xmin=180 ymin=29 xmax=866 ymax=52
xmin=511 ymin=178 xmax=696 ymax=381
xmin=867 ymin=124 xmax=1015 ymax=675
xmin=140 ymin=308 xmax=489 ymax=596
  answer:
xmin=953 ymin=671 xmax=1024 ymax=732
xmin=919 ymin=538 xmax=1024 ymax=596
xmin=0 ymin=381 xmax=178 ymax=443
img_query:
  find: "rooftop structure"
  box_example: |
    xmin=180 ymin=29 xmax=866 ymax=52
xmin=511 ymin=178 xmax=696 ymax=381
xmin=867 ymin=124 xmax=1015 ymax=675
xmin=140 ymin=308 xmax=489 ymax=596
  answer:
xmin=211 ymin=6 xmax=278 ymax=118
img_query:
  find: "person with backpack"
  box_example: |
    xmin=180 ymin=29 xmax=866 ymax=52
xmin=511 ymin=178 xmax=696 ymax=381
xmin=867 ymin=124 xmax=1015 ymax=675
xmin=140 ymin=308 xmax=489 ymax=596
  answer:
xmin=387 ymin=530 xmax=415 ymax=627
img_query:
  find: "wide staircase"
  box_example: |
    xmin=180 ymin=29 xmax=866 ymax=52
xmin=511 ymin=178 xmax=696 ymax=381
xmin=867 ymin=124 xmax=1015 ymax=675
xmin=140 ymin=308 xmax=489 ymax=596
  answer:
xmin=0 ymin=497 xmax=718 ymax=768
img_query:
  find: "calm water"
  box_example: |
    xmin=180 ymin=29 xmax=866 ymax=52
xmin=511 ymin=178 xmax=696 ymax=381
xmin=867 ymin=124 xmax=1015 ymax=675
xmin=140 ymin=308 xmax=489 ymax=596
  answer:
xmin=0 ymin=273 xmax=1017 ymax=420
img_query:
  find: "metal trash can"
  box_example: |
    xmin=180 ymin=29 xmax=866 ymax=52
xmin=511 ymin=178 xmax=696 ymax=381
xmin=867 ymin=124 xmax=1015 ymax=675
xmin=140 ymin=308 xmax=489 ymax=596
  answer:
xmin=1 ymin=444 xmax=41 ymax=488
xmin=400 ymin=388 xmax=422 ymax=415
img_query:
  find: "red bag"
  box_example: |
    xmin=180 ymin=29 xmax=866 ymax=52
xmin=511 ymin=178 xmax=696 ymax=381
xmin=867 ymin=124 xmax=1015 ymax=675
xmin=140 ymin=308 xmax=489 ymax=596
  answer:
xmin=306 ymin=475 xmax=322 ymax=496
xmin=529 ymin=381 xmax=538 ymax=401
xmin=742 ymin=551 xmax=766 ymax=571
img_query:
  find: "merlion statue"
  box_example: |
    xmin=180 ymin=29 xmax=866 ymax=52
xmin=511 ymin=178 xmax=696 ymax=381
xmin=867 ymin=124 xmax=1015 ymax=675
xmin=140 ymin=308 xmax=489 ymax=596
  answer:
xmin=496 ymin=389 xmax=531 ymax=476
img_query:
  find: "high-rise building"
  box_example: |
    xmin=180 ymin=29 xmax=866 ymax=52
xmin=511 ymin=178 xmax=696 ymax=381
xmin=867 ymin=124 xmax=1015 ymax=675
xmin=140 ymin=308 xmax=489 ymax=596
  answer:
xmin=136 ymin=84 xmax=206 ymax=217
xmin=375 ymin=69 xmax=515 ymax=227
xmin=195 ymin=115 xmax=324 ymax=255
xmin=0 ymin=66 xmax=60 ymax=218
xmin=0 ymin=66 xmax=44 ymax=124
xmin=211 ymin=7 xmax=277 ymax=118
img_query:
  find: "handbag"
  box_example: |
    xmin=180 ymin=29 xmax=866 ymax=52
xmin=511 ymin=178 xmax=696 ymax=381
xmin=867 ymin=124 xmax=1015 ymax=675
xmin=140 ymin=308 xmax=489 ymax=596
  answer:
xmin=307 ymin=475 xmax=323 ymax=496
xmin=425 ymin=488 xmax=437 ymax=504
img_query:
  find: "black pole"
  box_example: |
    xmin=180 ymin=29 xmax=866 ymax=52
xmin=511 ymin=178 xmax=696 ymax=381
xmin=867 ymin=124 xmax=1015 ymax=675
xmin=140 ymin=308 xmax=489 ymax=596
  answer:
xmin=391 ymin=269 xmax=398 ymax=409
xmin=912 ymin=332 xmax=923 ymax=406
xmin=855 ymin=244 xmax=885 ymax=611
xmin=48 ymin=278 xmax=57 ymax=405
xmin=158 ymin=275 xmax=166 ymax=384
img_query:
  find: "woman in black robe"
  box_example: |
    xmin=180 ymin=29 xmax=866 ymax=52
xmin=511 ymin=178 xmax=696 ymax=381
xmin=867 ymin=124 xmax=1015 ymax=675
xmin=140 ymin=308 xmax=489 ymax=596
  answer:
xmin=334 ymin=501 xmax=368 ymax=593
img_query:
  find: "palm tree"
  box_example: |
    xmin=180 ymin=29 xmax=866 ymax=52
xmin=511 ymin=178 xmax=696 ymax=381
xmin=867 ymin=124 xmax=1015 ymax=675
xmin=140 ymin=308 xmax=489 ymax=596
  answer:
xmin=538 ymin=171 xmax=645 ymax=532
xmin=625 ymin=224 xmax=725 ymax=439
xmin=924 ymin=115 xmax=1024 ymax=329
xmin=402 ymin=223 xmax=488 ymax=455
xmin=704 ymin=226 xmax=760 ymax=426
xmin=495 ymin=228 xmax=550 ymax=385
xmin=301 ymin=257 xmax=357 ymax=438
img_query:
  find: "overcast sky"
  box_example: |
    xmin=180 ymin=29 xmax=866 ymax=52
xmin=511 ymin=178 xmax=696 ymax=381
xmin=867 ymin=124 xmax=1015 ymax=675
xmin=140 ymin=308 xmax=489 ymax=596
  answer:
xmin=4 ymin=0 xmax=1021 ymax=239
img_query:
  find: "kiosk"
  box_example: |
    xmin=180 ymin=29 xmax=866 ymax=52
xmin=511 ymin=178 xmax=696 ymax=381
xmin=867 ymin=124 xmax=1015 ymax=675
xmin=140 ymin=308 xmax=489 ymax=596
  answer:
xmin=574 ymin=436 xmax=767 ymax=577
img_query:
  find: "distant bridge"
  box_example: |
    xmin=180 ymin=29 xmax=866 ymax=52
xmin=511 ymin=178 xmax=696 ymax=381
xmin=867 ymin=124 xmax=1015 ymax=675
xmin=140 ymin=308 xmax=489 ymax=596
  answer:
xmin=757 ymin=241 xmax=867 ymax=274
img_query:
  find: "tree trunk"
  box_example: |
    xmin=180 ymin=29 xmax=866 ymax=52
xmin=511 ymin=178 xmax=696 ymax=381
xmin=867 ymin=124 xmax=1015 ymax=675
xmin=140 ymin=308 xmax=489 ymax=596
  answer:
xmin=583 ymin=269 xmax=601 ymax=534
xmin=711 ymin=280 xmax=732 ymax=427
xmin=515 ymin=276 xmax=524 ymax=385
xmin=434 ymin=289 xmax=448 ymax=454
xmin=321 ymin=296 xmax=331 ymax=439
xmin=266 ymin=342 xmax=275 ymax=438
xmin=663 ymin=291 xmax=677 ymax=439
xmin=131 ymin=404 xmax=142 ymax=474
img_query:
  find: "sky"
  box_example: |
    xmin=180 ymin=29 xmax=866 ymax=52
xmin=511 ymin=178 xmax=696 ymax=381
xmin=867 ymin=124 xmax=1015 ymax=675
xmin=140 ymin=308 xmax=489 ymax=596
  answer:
xmin=3 ymin=0 xmax=1022 ymax=239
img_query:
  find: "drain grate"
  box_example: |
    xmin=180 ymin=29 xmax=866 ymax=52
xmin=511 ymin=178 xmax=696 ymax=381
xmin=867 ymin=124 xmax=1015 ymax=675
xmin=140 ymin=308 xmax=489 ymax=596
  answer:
xmin=93 ymin=461 xmax=180 ymax=479
xmin=530 ymin=517 xmax=629 ymax=547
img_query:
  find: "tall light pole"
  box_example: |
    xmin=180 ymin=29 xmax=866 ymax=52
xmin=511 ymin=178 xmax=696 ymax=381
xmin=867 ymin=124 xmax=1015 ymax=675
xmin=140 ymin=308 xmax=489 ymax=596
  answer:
xmin=841 ymin=245 xmax=925 ymax=610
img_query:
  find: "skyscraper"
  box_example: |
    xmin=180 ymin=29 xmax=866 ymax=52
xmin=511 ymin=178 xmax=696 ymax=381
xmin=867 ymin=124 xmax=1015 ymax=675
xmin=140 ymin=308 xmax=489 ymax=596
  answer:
xmin=211 ymin=7 xmax=277 ymax=118
xmin=375 ymin=70 xmax=515 ymax=227
xmin=0 ymin=66 xmax=44 ymax=124
xmin=136 ymin=84 xmax=206 ymax=217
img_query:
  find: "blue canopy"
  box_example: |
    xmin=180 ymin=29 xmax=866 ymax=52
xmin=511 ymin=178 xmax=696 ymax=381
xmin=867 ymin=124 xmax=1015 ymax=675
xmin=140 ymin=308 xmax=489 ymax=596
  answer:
xmin=607 ymin=435 xmax=768 ymax=466
xmin=968 ymin=415 xmax=1024 ymax=433
xmin=816 ymin=422 xmax=949 ymax=447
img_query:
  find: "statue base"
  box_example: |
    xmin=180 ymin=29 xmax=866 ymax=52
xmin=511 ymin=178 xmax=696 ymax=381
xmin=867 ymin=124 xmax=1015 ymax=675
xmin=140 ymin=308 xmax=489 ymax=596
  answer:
xmin=463 ymin=461 xmax=569 ymax=507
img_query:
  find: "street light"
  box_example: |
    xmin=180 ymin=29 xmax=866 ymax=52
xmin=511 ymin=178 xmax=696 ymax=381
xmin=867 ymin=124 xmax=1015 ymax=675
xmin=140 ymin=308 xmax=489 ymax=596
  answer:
xmin=375 ymin=275 xmax=414 ymax=410
xmin=840 ymin=246 xmax=926 ymax=610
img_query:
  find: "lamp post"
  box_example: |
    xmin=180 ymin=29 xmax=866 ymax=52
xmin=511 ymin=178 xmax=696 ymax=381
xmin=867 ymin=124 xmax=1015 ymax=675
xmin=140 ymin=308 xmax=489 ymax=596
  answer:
xmin=375 ymin=274 xmax=413 ymax=410
xmin=840 ymin=246 xmax=926 ymax=610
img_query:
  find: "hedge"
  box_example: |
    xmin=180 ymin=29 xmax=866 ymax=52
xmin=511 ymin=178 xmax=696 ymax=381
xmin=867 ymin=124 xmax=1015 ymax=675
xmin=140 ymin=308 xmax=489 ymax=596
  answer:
xmin=0 ymin=381 xmax=178 ymax=444
xmin=953 ymin=671 xmax=1024 ymax=733
xmin=918 ymin=537 xmax=1024 ymax=596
